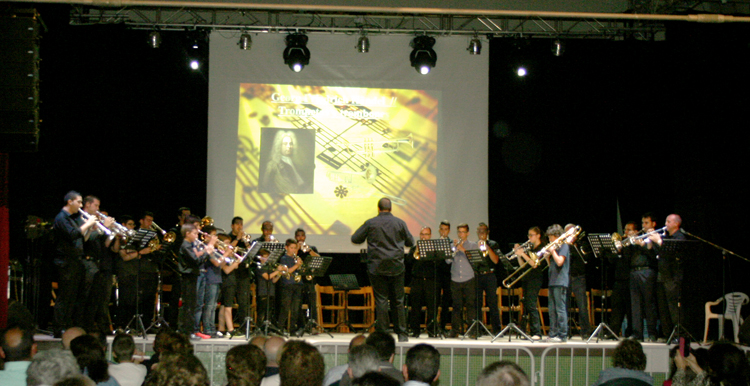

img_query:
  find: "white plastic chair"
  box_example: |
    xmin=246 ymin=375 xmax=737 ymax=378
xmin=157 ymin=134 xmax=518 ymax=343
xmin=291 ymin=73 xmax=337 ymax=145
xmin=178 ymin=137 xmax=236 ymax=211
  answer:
xmin=703 ymin=292 xmax=749 ymax=344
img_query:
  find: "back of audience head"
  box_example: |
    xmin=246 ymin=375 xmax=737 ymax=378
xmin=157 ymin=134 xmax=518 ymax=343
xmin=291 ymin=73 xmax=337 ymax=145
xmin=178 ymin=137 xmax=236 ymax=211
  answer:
xmin=27 ymin=349 xmax=81 ymax=386
xmin=278 ymin=340 xmax=324 ymax=386
xmin=349 ymin=334 xmax=367 ymax=351
xmin=403 ymin=344 xmax=440 ymax=385
xmin=161 ymin=331 xmax=193 ymax=356
xmin=250 ymin=335 xmax=267 ymax=351
xmin=347 ymin=344 xmax=381 ymax=379
xmin=707 ymin=342 xmax=750 ymax=386
xmin=264 ymin=336 xmax=286 ymax=367
xmin=69 ymin=334 xmax=110 ymax=384
xmin=476 ymin=361 xmax=530 ymax=386
xmin=0 ymin=325 xmax=37 ymax=362
xmin=54 ymin=375 xmax=96 ymax=386
xmin=112 ymin=333 xmax=136 ymax=363
xmin=364 ymin=331 xmax=395 ymax=363
xmin=144 ymin=353 xmax=208 ymax=386
xmin=226 ymin=344 xmax=266 ymax=386
xmin=62 ymin=327 xmax=86 ymax=350
xmin=612 ymin=338 xmax=647 ymax=371
xmin=351 ymin=371 xmax=401 ymax=386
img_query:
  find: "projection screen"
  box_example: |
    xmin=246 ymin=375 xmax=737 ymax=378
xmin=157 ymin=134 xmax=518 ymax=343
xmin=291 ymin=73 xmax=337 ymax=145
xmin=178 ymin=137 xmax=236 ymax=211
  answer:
xmin=207 ymin=32 xmax=488 ymax=252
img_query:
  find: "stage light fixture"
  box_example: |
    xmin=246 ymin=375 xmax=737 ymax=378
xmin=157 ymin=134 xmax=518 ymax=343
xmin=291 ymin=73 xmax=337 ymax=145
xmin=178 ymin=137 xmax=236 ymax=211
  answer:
xmin=357 ymin=33 xmax=370 ymax=53
xmin=238 ymin=33 xmax=252 ymax=50
xmin=148 ymin=31 xmax=161 ymax=48
xmin=186 ymin=30 xmax=208 ymax=71
xmin=517 ymin=66 xmax=527 ymax=77
xmin=467 ymin=34 xmax=482 ymax=55
xmin=410 ymin=35 xmax=437 ymax=75
xmin=551 ymin=39 xmax=565 ymax=57
xmin=283 ymin=33 xmax=311 ymax=72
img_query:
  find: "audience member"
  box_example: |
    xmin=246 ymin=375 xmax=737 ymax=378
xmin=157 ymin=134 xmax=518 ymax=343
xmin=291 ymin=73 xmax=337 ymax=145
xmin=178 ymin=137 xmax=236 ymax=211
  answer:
xmin=251 ymin=335 xmax=268 ymax=351
xmin=62 ymin=327 xmax=87 ymax=350
xmin=363 ymin=332 xmax=404 ymax=383
xmin=476 ymin=361 xmax=530 ymax=386
xmin=70 ymin=335 xmax=119 ymax=386
xmin=402 ymin=344 xmax=440 ymax=386
xmin=264 ymin=336 xmax=286 ymax=377
xmin=143 ymin=353 xmax=208 ymax=386
xmin=226 ymin=344 xmax=267 ymax=386
xmin=108 ymin=333 xmax=147 ymax=386
xmin=344 ymin=345 xmax=381 ymax=385
xmin=706 ymin=343 xmax=750 ymax=386
xmin=323 ymin=334 xmax=367 ymax=386
xmin=278 ymin=340 xmax=325 ymax=386
xmin=0 ymin=325 xmax=38 ymax=386
xmin=27 ymin=349 xmax=81 ymax=386
xmin=351 ymin=372 xmax=401 ymax=386
xmin=591 ymin=338 xmax=653 ymax=386
xmin=55 ymin=375 xmax=97 ymax=386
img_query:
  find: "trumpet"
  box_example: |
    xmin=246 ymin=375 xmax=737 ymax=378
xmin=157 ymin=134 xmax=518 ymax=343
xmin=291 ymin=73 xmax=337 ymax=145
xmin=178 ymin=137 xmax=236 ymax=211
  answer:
xmin=451 ymin=239 xmax=464 ymax=254
xmin=78 ymin=210 xmax=114 ymax=238
xmin=478 ymin=240 xmax=488 ymax=257
xmin=612 ymin=227 xmax=666 ymax=249
xmin=95 ymin=211 xmax=134 ymax=240
xmin=198 ymin=230 xmax=243 ymax=263
xmin=503 ymin=240 xmax=532 ymax=260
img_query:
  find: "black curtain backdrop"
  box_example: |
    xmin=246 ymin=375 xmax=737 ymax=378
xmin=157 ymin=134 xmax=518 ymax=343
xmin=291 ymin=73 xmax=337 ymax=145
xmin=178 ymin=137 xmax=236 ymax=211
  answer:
xmin=7 ymin=5 xmax=749 ymax=337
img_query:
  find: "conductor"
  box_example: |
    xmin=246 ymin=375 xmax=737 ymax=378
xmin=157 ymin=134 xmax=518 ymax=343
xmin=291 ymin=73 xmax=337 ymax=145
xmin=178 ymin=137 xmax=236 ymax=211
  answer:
xmin=351 ymin=198 xmax=415 ymax=342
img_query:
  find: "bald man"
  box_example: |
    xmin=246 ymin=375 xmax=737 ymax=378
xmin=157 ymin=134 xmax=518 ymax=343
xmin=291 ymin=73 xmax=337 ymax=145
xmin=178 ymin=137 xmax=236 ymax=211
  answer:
xmin=264 ymin=336 xmax=286 ymax=377
xmin=61 ymin=327 xmax=86 ymax=350
xmin=0 ymin=326 xmax=38 ymax=386
xmin=653 ymin=214 xmax=685 ymax=342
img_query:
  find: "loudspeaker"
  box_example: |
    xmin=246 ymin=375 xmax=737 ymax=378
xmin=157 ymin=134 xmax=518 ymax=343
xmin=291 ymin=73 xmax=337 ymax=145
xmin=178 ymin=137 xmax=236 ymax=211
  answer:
xmin=0 ymin=8 xmax=40 ymax=153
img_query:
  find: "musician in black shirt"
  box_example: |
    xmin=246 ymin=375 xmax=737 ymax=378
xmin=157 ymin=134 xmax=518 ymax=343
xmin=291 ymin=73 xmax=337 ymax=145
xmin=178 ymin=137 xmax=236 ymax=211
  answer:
xmin=407 ymin=227 xmax=439 ymax=337
xmin=476 ymin=223 xmax=502 ymax=334
xmin=566 ymin=223 xmax=593 ymax=339
xmin=295 ymin=228 xmax=320 ymax=335
xmin=626 ymin=219 xmax=658 ymax=342
xmin=652 ymin=214 xmax=685 ymax=341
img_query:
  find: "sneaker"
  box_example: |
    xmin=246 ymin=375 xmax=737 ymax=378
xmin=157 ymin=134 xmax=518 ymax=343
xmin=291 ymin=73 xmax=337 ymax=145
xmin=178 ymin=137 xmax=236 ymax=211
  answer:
xmin=531 ymin=335 xmax=542 ymax=341
xmin=215 ymin=331 xmax=225 ymax=338
xmin=548 ymin=337 xmax=564 ymax=343
xmin=230 ymin=330 xmax=243 ymax=338
xmin=398 ymin=334 xmax=409 ymax=343
xmin=195 ymin=332 xmax=211 ymax=339
xmin=189 ymin=333 xmax=202 ymax=341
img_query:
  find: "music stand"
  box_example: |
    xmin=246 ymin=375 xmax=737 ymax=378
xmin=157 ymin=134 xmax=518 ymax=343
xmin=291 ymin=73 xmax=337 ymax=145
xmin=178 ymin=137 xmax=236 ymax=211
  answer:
xmin=586 ymin=234 xmax=620 ymax=343
xmin=257 ymin=249 xmax=286 ymax=337
xmin=662 ymin=239 xmax=700 ymax=345
xmin=298 ymin=255 xmax=334 ymax=337
xmin=493 ymin=248 xmax=533 ymax=342
xmin=231 ymin=241 xmax=262 ymax=340
xmin=330 ymin=274 xmax=360 ymax=333
xmin=123 ymin=229 xmax=157 ymax=339
xmin=463 ymin=249 xmax=494 ymax=340
xmin=416 ymin=238 xmax=453 ymax=339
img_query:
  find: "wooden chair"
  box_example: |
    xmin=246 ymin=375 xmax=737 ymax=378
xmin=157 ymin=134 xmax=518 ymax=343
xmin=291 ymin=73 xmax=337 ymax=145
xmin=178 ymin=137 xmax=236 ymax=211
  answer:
xmin=568 ymin=290 xmax=591 ymax=335
xmin=590 ymin=289 xmax=613 ymax=326
xmin=348 ymin=286 xmax=375 ymax=331
xmin=316 ymin=285 xmax=345 ymax=331
xmin=498 ymin=287 xmax=523 ymax=328
xmin=537 ymin=288 xmax=550 ymax=335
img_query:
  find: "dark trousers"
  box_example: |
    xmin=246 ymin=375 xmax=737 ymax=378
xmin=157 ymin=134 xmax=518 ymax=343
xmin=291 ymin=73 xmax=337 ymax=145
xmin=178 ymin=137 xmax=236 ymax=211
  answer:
xmin=610 ymin=279 xmax=632 ymax=337
xmin=178 ymin=274 xmax=198 ymax=333
xmin=439 ymin=273 xmax=452 ymax=329
xmin=450 ymin=278 xmax=477 ymax=333
xmin=86 ymin=270 xmax=114 ymax=334
xmin=298 ymin=281 xmax=317 ymax=327
xmin=657 ymin=278 xmax=681 ymax=337
xmin=256 ymin=295 xmax=275 ymax=326
xmin=235 ymin=276 xmax=253 ymax=323
xmin=54 ymin=258 xmax=86 ymax=331
xmin=476 ymin=273 xmax=501 ymax=331
xmin=138 ymin=272 xmax=158 ymax=326
xmin=278 ymin=283 xmax=303 ymax=331
xmin=630 ymin=268 xmax=658 ymax=339
xmin=568 ymin=274 xmax=592 ymax=337
xmin=369 ymin=273 xmax=407 ymax=335
xmin=409 ymin=277 xmax=437 ymax=333
xmin=521 ymin=275 xmax=543 ymax=336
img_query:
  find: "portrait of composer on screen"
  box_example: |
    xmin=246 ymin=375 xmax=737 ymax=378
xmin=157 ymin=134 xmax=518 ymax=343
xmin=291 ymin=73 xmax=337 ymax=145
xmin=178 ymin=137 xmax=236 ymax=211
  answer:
xmin=259 ymin=128 xmax=315 ymax=194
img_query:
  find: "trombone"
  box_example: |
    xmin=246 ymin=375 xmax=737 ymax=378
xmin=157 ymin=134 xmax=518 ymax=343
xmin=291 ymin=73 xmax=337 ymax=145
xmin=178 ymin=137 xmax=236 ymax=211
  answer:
xmin=502 ymin=225 xmax=583 ymax=288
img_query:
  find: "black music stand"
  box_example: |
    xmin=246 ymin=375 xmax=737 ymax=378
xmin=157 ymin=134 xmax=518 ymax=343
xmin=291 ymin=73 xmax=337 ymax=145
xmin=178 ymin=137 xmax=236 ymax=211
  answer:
xmin=586 ymin=234 xmax=620 ymax=343
xmin=493 ymin=247 xmax=532 ymax=342
xmin=330 ymin=274 xmax=359 ymax=333
xmin=662 ymin=239 xmax=700 ymax=345
xmin=231 ymin=241 xmax=261 ymax=340
xmin=416 ymin=238 xmax=453 ymax=339
xmin=463 ymin=249 xmax=494 ymax=340
xmin=256 ymin=249 xmax=286 ymax=337
xmin=298 ymin=255 xmax=334 ymax=337
xmin=123 ymin=229 xmax=157 ymax=339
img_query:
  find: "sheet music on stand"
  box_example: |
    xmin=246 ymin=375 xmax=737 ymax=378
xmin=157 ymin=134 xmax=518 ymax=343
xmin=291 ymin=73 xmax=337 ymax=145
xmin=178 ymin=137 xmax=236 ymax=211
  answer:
xmin=261 ymin=242 xmax=285 ymax=252
xmin=465 ymin=249 xmax=490 ymax=271
xmin=587 ymin=234 xmax=618 ymax=258
xmin=242 ymin=241 xmax=262 ymax=263
xmin=303 ymin=255 xmax=333 ymax=278
xmin=124 ymin=229 xmax=158 ymax=250
xmin=416 ymin=239 xmax=453 ymax=261
xmin=329 ymin=274 xmax=360 ymax=291
xmin=262 ymin=249 xmax=284 ymax=270
xmin=659 ymin=240 xmax=699 ymax=262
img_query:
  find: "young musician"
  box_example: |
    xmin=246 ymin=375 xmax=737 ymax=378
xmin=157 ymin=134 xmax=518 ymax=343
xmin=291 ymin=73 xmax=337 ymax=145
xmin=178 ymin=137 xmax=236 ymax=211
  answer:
xmin=545 ymin=224 xmax=570 ymax=343
xmin=218 ymin=233 xmax=242 ymax=337
xmin=476 ymin=223 xmax=502 ymax=334
xmin=254 ymin=249 xmax=283 ymax=328
xmin=514 ymin=226 xmax=545 ymax=340
xmin=295 ymin=228 xmax=319 ymax=335
xmin=408 ymin=227 xmax=439 ymax=338
xmin=446 ymin=223 xmax=478 ymax=338
xmin=437 ymin=220 xmax=453 ymax=334
xmin=178 ymin=223 xmax=215 ymax=340
xmin=228 ymin=216 xmax=252 ymax=334
xmin=276 ymin=239 xmax=304 ymax=334
xmin=194 ymin=226 xmax=227 ymax=339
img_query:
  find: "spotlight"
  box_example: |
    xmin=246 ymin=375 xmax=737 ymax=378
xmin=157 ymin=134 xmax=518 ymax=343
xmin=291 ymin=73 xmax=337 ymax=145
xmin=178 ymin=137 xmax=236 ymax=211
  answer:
xmin=551 ymin=39 xmax=565 ymax=57
xmin=283 ymin=33 xmax=310 ymax=72
xmin=189 ymin=60 xmax=200 ymax=70
xmin=357 ymin=33 xmax=370 ymax=53
xmin=186 ymin=30 xmax=207 ymax=71
xmin=410 ymin=35 xmax=437 ymax=75
xmin=148 ymin=31 xmax=161 ymax=48
xmin=467 ymin=35 xmax=482 ymax=55
xmin=516 ymin=66 xmax=527 ymax=77
xmin=238 ymin=33 xmax=252 ymax=50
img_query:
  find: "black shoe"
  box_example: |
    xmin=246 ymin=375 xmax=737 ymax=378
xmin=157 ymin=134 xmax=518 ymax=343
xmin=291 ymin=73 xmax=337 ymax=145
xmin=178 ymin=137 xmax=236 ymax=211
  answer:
xmin=294 ymin=328 xmax=305 ymax=338
xmin=447 ymin=331 xmax=459 ymax=338
xmin=410 ymin=331 xmax=421 ymax=338
xmin=427 ymin=331 xmax=437 ymax=338
xmin=628 ymin=335 xmax=643 ymax=341
xmin=398 ymin=334 xmax=409 ymax=343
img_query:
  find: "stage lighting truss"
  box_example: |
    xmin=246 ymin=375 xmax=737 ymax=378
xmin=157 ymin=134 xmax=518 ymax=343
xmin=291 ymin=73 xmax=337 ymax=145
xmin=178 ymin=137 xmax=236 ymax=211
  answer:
xmin=283 ymin=33 xmax=310 ymax=72
xmin=410 ymin=35 xmax=437 ymax=75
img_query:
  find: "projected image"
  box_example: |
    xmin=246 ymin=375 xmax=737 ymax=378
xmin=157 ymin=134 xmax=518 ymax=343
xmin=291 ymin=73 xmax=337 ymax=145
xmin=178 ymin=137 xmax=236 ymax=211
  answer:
xmin=235 ymin=83 xmax=439 ymax=241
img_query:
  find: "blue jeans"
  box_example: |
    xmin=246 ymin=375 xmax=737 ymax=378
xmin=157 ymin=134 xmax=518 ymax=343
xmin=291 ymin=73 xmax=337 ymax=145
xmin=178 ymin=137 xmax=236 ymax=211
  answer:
xmin=549 ymin=286 xmax=568 ymax=339
xmin=195 ymin=272 xmax=220 ymax=333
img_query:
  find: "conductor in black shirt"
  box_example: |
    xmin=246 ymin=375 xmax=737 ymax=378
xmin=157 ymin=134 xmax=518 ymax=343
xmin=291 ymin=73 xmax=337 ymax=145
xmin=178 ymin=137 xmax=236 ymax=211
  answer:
xmin=351 ymin=198 xmax=415 ymax=342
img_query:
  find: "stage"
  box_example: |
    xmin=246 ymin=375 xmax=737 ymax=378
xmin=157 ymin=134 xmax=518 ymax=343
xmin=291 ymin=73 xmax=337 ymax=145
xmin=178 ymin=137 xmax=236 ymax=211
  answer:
xmin=35 ymin=332 xmax=679 ymax=386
